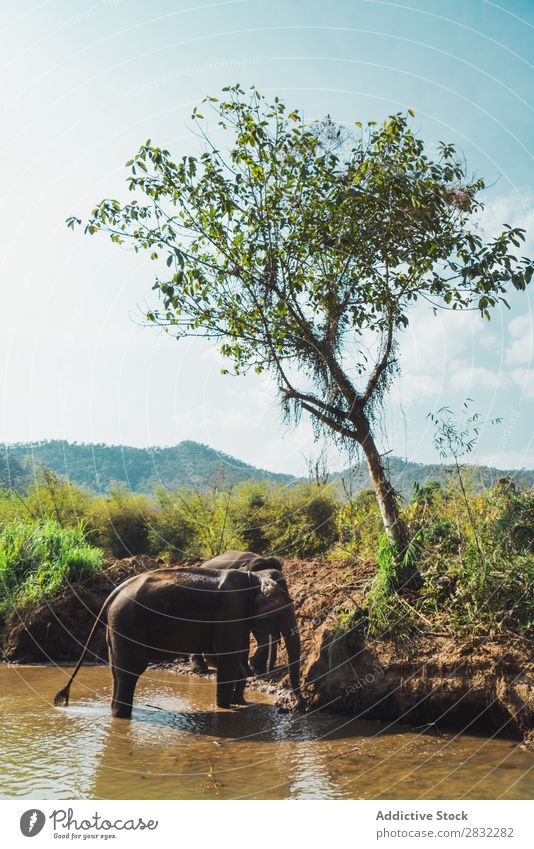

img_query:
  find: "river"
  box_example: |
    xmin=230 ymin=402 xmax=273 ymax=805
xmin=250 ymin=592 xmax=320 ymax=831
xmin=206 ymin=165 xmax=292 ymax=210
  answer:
xmin=0 ymin=665 xmax=531 ymax=800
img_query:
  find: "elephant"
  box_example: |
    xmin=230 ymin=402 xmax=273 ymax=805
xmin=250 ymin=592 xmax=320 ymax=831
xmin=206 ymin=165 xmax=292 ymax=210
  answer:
xmin=190 ymin=550 xmax=285 ymax=676
xmin=53 ymin=565 xmax=301 ymax=718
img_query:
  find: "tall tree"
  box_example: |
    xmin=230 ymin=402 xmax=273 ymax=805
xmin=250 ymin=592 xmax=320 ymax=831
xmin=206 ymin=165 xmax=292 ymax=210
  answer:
xmin=70 ymin=85 xmax=533 ymax=587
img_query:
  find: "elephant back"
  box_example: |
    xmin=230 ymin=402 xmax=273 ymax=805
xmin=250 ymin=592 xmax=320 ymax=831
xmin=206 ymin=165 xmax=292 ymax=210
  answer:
xmin=241 ymin=555 xmax=284 ymax=573
xmin=201 ymin=549 xmax=256 ymax=570
xmin=201 ymin=550 xmax=284 ymax=573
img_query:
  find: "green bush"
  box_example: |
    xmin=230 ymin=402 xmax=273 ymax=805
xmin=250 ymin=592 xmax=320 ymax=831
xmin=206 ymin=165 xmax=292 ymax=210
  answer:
xmin=403 ymin=476 xmax=534 ymax=635
xmin=0 ymin=519 xmax=103 ymax=611
xmin=24 ymin=469 xmax=92 ymax=528
xmin=334 ymin=487 xmax=383 ymax=559
xmin=173 ymin=485 xmax=238 ymax=557
xmin=148 ymin=487 xmax=200 ymax=561
xmin=0 ymin=490 xmax=19 ymax=527
xmin=262 ymin=483 xmax=338 ymax=559
xmin=87 ymin=486 xmax=155 ymax=558
xmin=0 ymin=470 xmax=92 ymax=531
xmin=228 ymin=482 xmax=272 ymax=554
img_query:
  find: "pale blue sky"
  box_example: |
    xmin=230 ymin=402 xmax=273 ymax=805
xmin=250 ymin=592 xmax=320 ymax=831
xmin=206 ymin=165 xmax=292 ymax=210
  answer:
xmin=1 ymin=0 xmax=533 ymax=475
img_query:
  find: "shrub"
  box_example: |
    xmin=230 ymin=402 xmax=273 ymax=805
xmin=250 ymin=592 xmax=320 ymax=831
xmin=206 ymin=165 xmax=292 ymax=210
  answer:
xmin=334 ymin=487 xmax=383 ymax=559
xmin=261 ymin=483 xmax=339 ymax=559
xmin=87 ymin=485 xmax=155 ymax=557
xmin=406 ymin=476 xmax=533 ymax=635
xmin=228 ymin=482 xmax=272 ymax=554
xmin=24 ymin=468 xmax=92 ymax=528
xmin=179 ymin=484 xmax=239 ymax=557
xmin=0 ymin=519 xmax=103 ymax=612
xmin=148 ymin=487 xmax=200 ymax=561
xmin=0 ymin=490 xmax=20 ymax=528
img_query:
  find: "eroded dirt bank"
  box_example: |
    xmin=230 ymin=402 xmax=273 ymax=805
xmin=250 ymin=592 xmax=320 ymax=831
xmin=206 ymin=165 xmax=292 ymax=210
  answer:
xmin=1 ymin=555 xmax=532 ymax=745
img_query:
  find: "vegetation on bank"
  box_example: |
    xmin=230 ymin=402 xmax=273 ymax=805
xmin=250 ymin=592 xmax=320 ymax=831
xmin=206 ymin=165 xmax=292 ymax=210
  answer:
xmin=0 ymin=466 xmax=532 ymax=637
xmin=0 ymin=519 xmax=102 ymax=613
xmin=364 ymin=478 xmax=534 ymax=638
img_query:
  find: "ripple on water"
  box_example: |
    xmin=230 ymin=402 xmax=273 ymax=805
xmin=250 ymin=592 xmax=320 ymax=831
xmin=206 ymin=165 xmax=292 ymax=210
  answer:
xmin=0 ymin=665 xmax=532 ymax=800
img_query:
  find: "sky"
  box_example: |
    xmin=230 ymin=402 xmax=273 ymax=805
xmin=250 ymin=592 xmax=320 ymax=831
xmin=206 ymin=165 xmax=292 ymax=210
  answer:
xmin=1 ymin=0 xmax=534 ymax=476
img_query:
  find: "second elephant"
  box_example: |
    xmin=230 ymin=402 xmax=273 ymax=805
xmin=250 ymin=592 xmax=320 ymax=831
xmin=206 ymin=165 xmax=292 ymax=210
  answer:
xmin=191 ymin=550 xmax=286 ymax=676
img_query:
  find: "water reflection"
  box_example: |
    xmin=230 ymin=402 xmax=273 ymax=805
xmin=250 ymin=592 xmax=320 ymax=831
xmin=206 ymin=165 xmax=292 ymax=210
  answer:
xmin=0 ymin=665 xmax=531 ymax=800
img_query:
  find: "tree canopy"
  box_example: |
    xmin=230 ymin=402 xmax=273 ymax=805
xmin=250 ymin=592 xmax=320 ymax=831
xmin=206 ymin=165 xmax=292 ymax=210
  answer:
xmin=70 ymin=84 xmax=533 ymax=583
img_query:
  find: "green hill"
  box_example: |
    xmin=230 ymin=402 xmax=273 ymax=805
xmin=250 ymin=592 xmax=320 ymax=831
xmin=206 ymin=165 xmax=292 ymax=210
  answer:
xmin=3 ymin=439 xmax=294 ymax=493
xmin=2 ymin=439 xmax=533 ymax=497
xmin=338 ymin=455 xmax=534 ymax=498
xmin=0 ymin=451 xmax=31 ymax=491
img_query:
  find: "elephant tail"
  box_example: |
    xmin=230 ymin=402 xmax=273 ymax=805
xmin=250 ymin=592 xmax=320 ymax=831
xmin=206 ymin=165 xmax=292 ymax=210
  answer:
xmin=53 ymin=575 xmax=139 ymax=707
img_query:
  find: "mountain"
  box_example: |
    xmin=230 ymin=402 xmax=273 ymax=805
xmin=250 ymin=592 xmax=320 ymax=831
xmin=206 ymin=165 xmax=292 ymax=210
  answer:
xmin=3 ymin=439 xmax=294 ymax=493
xmin=2 ymin=439 xmax=534 ymax=497
xmin=337 ymin=455 xmax=534 ymax=498
xmin=0 ymin=451 xmax=32 ymax=491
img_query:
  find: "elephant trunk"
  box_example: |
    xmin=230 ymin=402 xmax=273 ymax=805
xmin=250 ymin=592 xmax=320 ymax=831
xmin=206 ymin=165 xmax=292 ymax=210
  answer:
xmin=281 ymin=607 xmax=301 ymax=704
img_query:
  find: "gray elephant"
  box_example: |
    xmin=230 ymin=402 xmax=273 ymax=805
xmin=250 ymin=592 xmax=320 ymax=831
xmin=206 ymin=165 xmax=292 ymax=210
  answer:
xmin=53 ymin=565 xmax=301 ymax=718
xmin=191 ymin=550 xmax=285 ymax=676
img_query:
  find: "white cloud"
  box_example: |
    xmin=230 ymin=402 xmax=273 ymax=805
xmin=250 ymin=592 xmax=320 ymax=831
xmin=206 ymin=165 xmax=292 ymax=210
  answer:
xmin=449 ymin=363 xmax=503 ymax=393
xmin=509 ymin=367 xmax=534 ymax=399
xmin=476 ymin=193 xmax=534 ymax=254
xmin=506 ymin=313 xmax=534 ymax=366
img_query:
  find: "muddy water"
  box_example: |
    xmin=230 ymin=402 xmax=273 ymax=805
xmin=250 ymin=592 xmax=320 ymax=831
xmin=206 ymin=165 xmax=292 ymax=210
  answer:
xmin=0 ymin=665 xmax=532 ymax=800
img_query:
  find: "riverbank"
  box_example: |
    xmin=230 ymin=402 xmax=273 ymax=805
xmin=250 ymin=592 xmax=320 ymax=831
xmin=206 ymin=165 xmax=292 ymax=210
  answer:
xmin=1 ymin=555 xmax=532 ymax=746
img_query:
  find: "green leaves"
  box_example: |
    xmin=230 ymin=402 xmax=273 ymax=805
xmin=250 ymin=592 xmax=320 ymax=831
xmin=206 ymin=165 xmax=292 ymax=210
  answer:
xmin=71 ymin=85 xmax=533 ymax=419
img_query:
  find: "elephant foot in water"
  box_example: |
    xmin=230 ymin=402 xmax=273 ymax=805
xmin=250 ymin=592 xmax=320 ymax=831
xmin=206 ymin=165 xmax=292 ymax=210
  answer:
xmin=190 ymin=654 xmax=210 ymax=675
xmin=217 ymin=698 xmax=249 ymax=709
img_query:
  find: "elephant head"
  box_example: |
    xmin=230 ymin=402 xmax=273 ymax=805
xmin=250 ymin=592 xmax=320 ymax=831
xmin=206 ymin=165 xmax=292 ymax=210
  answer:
xmin=253 ymin=571 xmax=302 ymax=705
xmin=243 ymin=555 xmax=285 ymax=573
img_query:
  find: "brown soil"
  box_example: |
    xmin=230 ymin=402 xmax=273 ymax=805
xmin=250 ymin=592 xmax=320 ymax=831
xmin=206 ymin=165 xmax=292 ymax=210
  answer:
xmin=2 ymin=555 xmax=532 ymax=745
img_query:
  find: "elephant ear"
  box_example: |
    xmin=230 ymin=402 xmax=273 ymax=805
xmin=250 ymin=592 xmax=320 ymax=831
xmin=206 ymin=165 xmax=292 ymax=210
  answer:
xmin=255 ymin=575 xmax=290 ymax=618
xmin=259 ymin=576 xmax=279 ymax=596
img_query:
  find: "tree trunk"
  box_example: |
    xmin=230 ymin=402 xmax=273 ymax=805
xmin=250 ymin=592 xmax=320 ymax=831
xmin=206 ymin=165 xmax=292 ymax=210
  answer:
xmin=353 ymin=411 xmax=420 ymax=589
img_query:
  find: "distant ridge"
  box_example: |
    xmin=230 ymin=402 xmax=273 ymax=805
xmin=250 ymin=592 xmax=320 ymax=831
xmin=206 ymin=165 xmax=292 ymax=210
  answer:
xmin=338 ymin=454 xmax=534 ymax=497
xmin=2 ymin=439 xmax=533 ymax=496
xmin=3 ymin=439 xmax=294 ymax=493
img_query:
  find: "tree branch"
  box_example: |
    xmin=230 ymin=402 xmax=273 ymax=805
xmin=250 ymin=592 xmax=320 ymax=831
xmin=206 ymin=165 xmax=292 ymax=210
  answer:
xmin=282 ymin=388 xmax=349 ymax=420
xmin=362 ymin=309 xmax=395 ymax=405
xmin=299 ymin=400 xmax=361 ymax=441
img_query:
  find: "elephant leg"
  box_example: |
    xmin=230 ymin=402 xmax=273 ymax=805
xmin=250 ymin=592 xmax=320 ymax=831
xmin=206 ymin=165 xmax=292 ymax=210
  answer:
xmin=109 ymin=635 xmax=147 ymax=719
xmin=107 ymin=633 xmax=118 ymax=708
xmin=191 ymin=653 xmax=209 ymax=674
xmin=215 ymin=658 xmax=237 ymax=709
xmin=112 ymin=670 xmax=144 ymax=719
xmin=232 ymin=658 xmax=249 ymax=705
xmin=251 ymin=645 xmax=267 ymax=675
xmin=251 ymin=630 xmax=280 ymax=675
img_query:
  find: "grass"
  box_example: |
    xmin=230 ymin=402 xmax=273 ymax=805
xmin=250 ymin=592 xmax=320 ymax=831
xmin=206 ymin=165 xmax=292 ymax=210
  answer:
xmin=0 ymin=519 xmax=103 ymax=613
xmin=338 ymin=479 xmax=534 ymax=641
